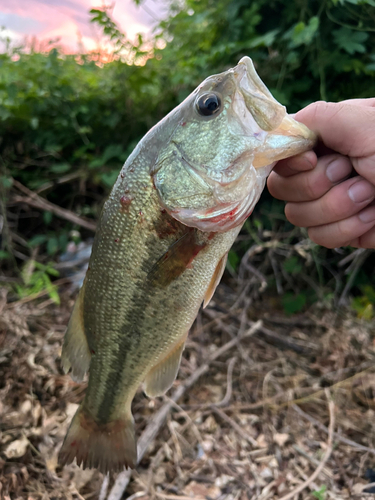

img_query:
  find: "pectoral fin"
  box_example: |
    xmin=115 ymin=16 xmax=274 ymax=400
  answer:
xmin=144 ymin=334 xmax=187 ymax=397
xmin=147 ymin=230 xmax=206 ymax=288
xmin=60 ymin=284 xmax=91 ymax=382
xmin=203 ymin=253 xmax=227 ymax=308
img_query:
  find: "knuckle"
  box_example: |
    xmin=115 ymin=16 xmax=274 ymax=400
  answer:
xmin=325 ymin=193 xmax=346 ymax=220
xmin=303 ymin=172 xmax=320 ymax=200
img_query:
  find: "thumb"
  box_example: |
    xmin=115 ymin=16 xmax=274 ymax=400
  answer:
xmin=295 ymin=100 xmax=375 ymax=158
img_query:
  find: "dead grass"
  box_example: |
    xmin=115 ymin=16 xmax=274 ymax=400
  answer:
xmin=1 ymin=280 xmax=375 ymax=500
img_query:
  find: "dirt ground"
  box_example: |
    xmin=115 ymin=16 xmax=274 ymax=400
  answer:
xmin=1 ymin=277 xmax=375 ymax=500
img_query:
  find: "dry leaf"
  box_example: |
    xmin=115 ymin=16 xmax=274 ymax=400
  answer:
xmin=256 ymin=433 xmax=268 ymax=448
xmin=273 ymin=433 xmax=289 ymax=447
xmin=4 ymin=436 xmax=29 ymax=459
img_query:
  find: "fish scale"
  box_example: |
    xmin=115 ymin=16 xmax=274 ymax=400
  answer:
xmin=58 ymin=56 xmax=316 ymax=473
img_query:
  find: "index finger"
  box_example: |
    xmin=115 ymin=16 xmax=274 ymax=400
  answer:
xmin=272 ymin=150 xmax=317 ymax=177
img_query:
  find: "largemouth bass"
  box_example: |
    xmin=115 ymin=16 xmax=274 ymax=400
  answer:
xmin=58 ymin=57 xmax=316 ymax=473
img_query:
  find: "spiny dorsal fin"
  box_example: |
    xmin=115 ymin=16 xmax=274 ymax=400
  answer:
xmin=60 ymin=284 xmax=91 ymax=382
xmin=143 ymin=334 xmax=187 ymax=397
xmin=203 ymin=253 xmax=227 ymax=309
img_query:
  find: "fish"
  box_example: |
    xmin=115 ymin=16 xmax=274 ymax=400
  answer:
xmin=58 ymin=56 xmax=316 ymax=474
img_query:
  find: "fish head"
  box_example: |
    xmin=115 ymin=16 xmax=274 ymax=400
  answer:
xmin=152 ymin=56 xmax=316 ymax=232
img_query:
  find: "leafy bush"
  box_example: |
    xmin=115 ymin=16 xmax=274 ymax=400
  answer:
xmin=1 ymin=0 xmax=375 ymax=310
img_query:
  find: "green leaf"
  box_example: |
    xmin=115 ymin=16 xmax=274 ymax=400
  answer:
xmin=0 ymin=176 xmax=13 ymax=188
xmin=100 ymin=171 xmax=119 ymax=188
xmin=333 ymin=27 xmax=369 ymax=55
xmin=227 ymin=250 xmax=240 ymax=271
xmin=312 ymin=485 xmax=327 ymax=500
xmin=43 ymin=211 xmax=53 ymax=224
xmin=248 ymin=29 xmax=279 ymax=48
xmin=47 ymin=236 xmax=59 ymax=255
xmin=284 ymin=17 xmax=319 ymax=48
xmin=282 ymin=293 xmax=306 ymax=315
xmin=30 ymin=117 xmax=39 ymax=129
xmin=283 ymin=256 xmax=303 ymax=275
xmin=29 ymin=235 xmax=48 ymax=247
xmin=50 ymin=163 xmax=71 ymax=174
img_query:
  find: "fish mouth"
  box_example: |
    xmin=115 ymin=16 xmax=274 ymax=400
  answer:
xmin=235 ymin=56 xmax=316 ymax=168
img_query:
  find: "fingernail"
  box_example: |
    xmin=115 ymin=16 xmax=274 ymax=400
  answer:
xmin=326 ymin=158 xmax=351 ymax=183
xmin=348 ymin=181 xmax=375 ymax=203
xmin=359 ymin=206 xmax=375 ymax=223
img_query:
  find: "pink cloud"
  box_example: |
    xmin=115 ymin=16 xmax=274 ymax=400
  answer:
xmin=0 ymin=0 xmax=163 ymax=53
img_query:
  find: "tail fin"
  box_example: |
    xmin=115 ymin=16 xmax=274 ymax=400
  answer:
xmin=58 ymin=405 xmax=137 ymax=474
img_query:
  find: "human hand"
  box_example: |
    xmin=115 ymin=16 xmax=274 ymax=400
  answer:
xmin=267 ymin=99 xmax=375 ymax=248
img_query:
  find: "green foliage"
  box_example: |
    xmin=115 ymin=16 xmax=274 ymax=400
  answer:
xmin=283 ymin=256 xmax=303 ymax=276
xmin=155 ymin=0 xmax=375 ymax=105
xmin=333 ymin=27 xmax=369 ymax=54
xmin=2 ymin=0 xmax=375 ymax=309
xmin=282 ymin=292 xmax=307 ymax=315
xmin=15 ymin=261 xmax=60 ymax=304
xmin=352 ymin=285 xmax=375 ymax=319
xmin=227 ymin=250 xmax=240 ymax=272
xmin=312 ymin=485 xmax=327 ymax=500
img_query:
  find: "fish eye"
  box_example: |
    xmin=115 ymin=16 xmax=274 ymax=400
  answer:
xmin=196 ymin=92 xmax=222 ymax=117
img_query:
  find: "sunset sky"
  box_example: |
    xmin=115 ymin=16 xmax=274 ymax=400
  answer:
xmin=0 ymin=0 xmax=166 ymax=52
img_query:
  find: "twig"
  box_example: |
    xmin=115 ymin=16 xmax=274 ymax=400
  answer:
xmin=292 ymin=444 xmax=333 ymax=479
xmin=211 ymin=406 xmax=258 ymax=447
xmin=105 ymin=320 xmax=263 ymax=500
xmin=338 ymin=248 xmax=366 ymax=267
xmin=357 ymin=481 xmax=375 ymax=493
xmin=35 ymin=171 xmax=84 ymax=194
xmin=216 ymin=356 xmax=236 ymax=407
xmin=338 ymin=249 xmax=371 ymax=307
xmin=98 ymin=475 xmax=110 ymax=500
xmin=278 ymin=390 xmax=335 ymax=500
xmin=292 ymin=403 xmax=375 ymax=456
xmin=155 ymin=494 xmax=203 ymax=500
xmin=12 ymin=178 xmax=97 ymax=232
xmin=206 ymin=307 xmax=317 ymax=355
xmin=269 ymin=250 xmax=283 ymax=295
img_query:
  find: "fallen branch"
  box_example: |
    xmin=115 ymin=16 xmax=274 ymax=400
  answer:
xmin=279 ymin=390 xmax=335 ymax=500
xmin=103 ymin=320 xmax=263 ymax=500
xmin=11 ymin=178 xmax=97 ymax=232
xmin=293 ymin=403 xmax=375 ymax=456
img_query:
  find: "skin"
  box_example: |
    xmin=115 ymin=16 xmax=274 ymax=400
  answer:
xmin=268 ymin=99 xmax=375 ymax=249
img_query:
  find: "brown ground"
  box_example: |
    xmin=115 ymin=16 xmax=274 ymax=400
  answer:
xmin=1 ymin=277 xmax=375 ymax=500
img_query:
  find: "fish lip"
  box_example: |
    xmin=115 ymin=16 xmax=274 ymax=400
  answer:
xmin=233 ymin=56 xmax=316 ymax=160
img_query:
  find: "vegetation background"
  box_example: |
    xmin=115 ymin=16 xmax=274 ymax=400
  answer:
xmin=2 ymin=1 xmax=375 ymax=498
xmin=1 ymin=0 xmax=375 ymax=313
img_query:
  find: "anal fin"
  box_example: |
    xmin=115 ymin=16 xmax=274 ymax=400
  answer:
xmin=203 ymin=253 xmax=227 ymax=308
xmin=144 ymin=334 xmax=187 ymax=397
xmin=61 ymin=284 xmax=91 ymax=382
